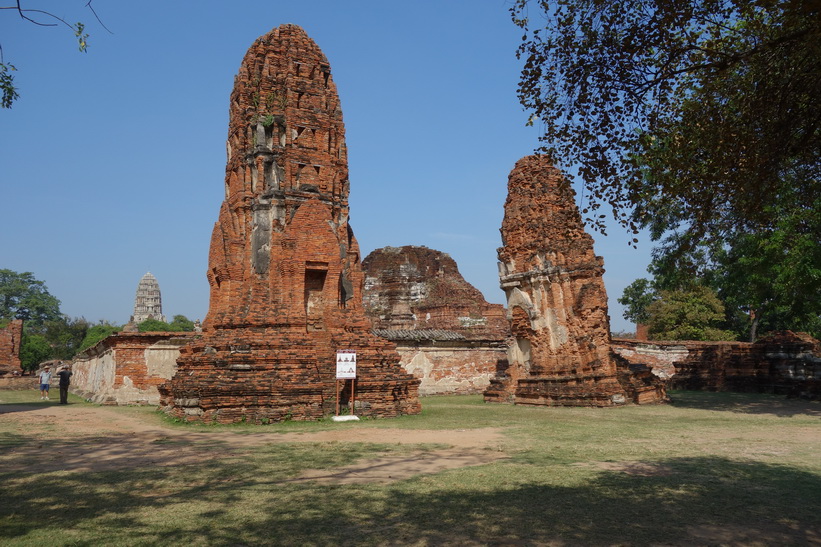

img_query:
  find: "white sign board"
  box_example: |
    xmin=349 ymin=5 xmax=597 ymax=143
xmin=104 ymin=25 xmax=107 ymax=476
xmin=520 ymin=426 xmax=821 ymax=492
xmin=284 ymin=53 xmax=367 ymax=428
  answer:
xmin=335 ymin=350 xmax=357 ymax=379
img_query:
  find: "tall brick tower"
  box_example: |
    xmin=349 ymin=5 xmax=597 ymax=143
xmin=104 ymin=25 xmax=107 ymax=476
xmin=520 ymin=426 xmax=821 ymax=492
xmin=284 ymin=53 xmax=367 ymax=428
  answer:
xmin=160 ymin=24 xmax=420 ymax=423
xmin=485 ymin=155 xmax=666 ymax=406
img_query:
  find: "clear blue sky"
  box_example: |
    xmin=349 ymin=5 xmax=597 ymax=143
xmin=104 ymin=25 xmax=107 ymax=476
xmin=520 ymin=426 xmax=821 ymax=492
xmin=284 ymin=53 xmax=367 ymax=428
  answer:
xmin=1 ymin=0 xmax=652 ymax=332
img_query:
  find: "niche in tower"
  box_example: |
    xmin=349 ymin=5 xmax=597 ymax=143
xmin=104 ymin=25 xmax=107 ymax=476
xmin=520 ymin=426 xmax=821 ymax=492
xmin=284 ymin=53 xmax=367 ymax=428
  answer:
xmin=305 ymin=262 xmax=328 ymax=332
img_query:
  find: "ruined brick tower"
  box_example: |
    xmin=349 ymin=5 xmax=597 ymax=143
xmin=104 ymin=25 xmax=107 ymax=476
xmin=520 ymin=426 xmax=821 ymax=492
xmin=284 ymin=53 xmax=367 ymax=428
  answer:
xmin=160 ymin=24 xmax=420 ymax=423
xmin=485 ymin=155 xmax=666 ymax=406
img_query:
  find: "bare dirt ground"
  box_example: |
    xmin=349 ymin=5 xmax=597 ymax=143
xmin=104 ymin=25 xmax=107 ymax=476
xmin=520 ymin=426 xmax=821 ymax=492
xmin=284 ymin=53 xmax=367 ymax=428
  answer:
xmin=0 ymin=402 xmax=507 ymax=482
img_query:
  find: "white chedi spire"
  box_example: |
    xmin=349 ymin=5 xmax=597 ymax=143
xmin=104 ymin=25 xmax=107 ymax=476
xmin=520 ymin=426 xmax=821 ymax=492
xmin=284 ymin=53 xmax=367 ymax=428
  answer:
xmin=132 ymin=272 xmax=166 ymax=323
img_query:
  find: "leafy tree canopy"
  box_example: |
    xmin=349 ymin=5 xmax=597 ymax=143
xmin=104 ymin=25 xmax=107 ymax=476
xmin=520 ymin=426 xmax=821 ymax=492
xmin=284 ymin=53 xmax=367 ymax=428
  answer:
xmin=512 ymin=0 xmax=820 ymax=241
xmin=137 ymin=315 xmax=196 ymax=333
xmin=19 ymin=332 xmax=51 ymax=370
xmin=41 ymin=316 xmax=90 ymax=360
xmin=622 ymin=187 xmax=821 ymax=341
xmin=0 ymin=269 xmax=61 ymax=329
xmin=137 ymin=318 xmax=171 ymax=332
xmin=646 ymin=286 xmax=736 ymax=341
xmin=647 ymin=184 xmax=821 ymax=340
xmin=168 ymin=314 xmax=196 ymax=332
xmin=617 ymin=278 xmax=657 ymax=325
xmin=78 ymin=321 xmax=121 ymax=352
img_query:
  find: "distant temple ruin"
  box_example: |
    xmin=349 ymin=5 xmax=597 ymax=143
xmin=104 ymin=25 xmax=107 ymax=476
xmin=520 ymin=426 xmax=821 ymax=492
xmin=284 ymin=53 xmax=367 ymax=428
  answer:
xmin=131 ymin=272 xmax=166 ymax=323
xmin=485 ymin=156 xmax=666 ymax=406
xmin=363 ymin=246 xmax=509 ymax=394
xmin=363 ymin=246 xmax=509 ymax=340
xmin=159 ymin=24 xmax=420 ymax=423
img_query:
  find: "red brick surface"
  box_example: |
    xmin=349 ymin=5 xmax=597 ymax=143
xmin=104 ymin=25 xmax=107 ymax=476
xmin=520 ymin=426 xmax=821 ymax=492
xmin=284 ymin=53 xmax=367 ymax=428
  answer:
xmin=613 ymin=331 xmax=821 ymax=399
xmin=73 ymin=332 xmax=199 ymax=405
xmin=486 ymin=156 xmax=666 ymax=406
xmin=362 ymin=246 xmax=509 ymax=340
xmin=0 ymin=320 xmax=23 ymax=375
xmin=159 ymin=25 xmax=419 ymax=423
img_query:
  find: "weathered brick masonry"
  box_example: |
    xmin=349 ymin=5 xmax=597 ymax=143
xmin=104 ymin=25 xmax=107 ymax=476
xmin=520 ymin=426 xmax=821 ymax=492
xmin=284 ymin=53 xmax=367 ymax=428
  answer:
xmin=486 ymin=156 xmax=666 ymax=406
xmin=363 ymin=246 xmax=509 ymax=394
xmin=363 ymin=246 xmax=509 ymax=340
xmin=0 ymin=319 xmax=23 ymax=375
xmin=72 ymin=332 xmax=198 ymax=405
xmin=159 ymin=25 xmax=419 ymax=423
xmin=378 ymin=332 xmax=507 ymax=396
xmin=613 ymin=331 xmax=821 ymax=399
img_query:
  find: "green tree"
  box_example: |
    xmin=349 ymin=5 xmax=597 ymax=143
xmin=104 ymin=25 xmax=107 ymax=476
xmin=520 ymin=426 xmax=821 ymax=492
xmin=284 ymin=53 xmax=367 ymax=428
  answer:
xmin=0 ymin=269 xmax=61 ymax=329
xmin=617 ymin=278 xmax=657 ymax=325
xmin=645 ymin=286 xmax=736 ymax=341
xmin=78 ymin=321 xmax=120 ymax=352
xmin=168 ymin=314 xmax=196 ymax=332
xmin=41 ymin=316 xmax=89 ymax=360
xmin=643 ymin=183 xmax=821 ymax=341
xmin=19 ymin=332 xmax=50 ymax=370
xmin=1 ymin=1 xmax=108 ymax=108
xmin=511 ymin=0 xmax=820 ymax=240
xmin=137 ymin=318 xmax=172 ymax=332
xmin=137 ymin=315 xmax=196 ymax=333
xmin=716 ymin=190 xmax=821 ymax=340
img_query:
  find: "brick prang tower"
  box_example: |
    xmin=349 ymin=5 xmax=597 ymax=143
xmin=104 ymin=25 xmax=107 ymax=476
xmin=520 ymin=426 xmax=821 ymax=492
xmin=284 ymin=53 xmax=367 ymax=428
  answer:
xmin=160 ymin=24 xmax=420 ymax=423
xmin=485 ymin=155 xmax=666 ymax=406
xmin=132 ymin=272 xmax=166 ymax=324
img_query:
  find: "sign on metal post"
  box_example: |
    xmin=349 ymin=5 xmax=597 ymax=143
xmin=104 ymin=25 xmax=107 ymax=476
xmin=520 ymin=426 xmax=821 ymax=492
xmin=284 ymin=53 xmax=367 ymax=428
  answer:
xmin=335 ymin=350 xmax=357 ymax=379
xmin=334 ymin=350 xmax=359 ymax=421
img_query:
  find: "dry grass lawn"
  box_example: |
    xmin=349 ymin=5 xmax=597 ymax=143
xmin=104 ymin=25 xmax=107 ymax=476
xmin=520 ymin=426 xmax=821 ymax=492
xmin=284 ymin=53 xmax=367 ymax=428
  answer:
xmin=0 ymin=390 xmax=819 ymax=546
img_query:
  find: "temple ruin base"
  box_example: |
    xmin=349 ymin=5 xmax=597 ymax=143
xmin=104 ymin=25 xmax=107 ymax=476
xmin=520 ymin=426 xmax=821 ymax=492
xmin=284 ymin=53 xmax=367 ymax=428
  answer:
xmin=160 ymin=327 xmax=420 ymax=424
xmin=484 ymin=361 xmax=667 ymax=407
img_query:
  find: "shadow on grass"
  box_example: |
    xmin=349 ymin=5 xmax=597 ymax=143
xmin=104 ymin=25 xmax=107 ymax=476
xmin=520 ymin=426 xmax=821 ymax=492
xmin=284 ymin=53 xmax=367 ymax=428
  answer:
xmin=0 ymin=403 xmax=53 ymax=415
xmin=669 ymin=390 xmax=821 ymax=417
xmin=0 ymin=391 xmax=86 ymax=415
xmin=1 ymin=455 xmax=818 ymax=545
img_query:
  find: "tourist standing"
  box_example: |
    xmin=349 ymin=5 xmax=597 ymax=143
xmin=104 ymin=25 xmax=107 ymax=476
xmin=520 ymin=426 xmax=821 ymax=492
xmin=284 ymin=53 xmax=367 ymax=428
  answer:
xmin=57 ymin=364 xmax=73 ymax=405
xmin=38 ymin=365 xmax=52 ymax=400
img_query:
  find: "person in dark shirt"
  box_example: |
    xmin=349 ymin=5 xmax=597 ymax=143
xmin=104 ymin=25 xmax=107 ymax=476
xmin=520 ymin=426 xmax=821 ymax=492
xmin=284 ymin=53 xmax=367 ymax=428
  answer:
xmin=56 ymin=364 xmax=73 ymax=405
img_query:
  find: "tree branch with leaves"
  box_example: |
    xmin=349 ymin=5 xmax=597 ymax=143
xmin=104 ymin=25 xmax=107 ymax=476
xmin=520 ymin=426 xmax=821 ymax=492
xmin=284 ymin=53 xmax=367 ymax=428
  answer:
xmin=1 ymin=0 xmax=110 ymax=108
xmin=512 ymin=0 xmax=820 ymax=244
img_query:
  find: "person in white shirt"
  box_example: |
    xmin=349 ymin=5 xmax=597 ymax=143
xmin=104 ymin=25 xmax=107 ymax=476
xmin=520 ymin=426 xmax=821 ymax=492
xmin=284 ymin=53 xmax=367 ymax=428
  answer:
xmin=38 ymin=365 xmax=52 ymax=400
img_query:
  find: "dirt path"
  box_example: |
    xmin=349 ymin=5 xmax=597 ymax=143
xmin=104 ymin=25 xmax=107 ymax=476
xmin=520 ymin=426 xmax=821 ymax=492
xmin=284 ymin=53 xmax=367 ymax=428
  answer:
xmin=0 ymin=403 xmax=507 ymax=482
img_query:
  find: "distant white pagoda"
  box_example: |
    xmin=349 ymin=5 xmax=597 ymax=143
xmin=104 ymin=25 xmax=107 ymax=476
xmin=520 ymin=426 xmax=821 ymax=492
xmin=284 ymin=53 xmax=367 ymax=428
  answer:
xmin=132 ymin=272 xmax=166 ymax=323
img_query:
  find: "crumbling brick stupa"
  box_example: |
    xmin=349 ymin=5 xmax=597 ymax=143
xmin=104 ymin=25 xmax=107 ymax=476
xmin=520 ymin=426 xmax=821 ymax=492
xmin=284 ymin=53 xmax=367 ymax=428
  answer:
xmin=159 ymin=24 xmax=420 ymax=423
xmin=363 ymin=246 xmax=509 ymax=341
xmin=485 ymin=155 xmax=666 ymax=406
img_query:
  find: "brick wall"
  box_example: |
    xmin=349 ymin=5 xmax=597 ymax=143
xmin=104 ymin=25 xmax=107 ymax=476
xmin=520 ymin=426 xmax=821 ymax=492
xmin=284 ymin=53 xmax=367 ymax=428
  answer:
xmin=612 ymin=331 xmax=821 ymax=399
xmin=393 ymin=341 xmax=507 ymax=396
xmin=72 ymin=332 xmax=199 ymax=405
xmin=0 ymin=319 xmax=23 ymax=374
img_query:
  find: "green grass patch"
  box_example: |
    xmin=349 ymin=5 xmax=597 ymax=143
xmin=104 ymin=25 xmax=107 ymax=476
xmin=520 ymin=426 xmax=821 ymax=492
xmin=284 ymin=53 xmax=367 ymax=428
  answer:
xmin=0 ymin=391 xmax=819 ymax=545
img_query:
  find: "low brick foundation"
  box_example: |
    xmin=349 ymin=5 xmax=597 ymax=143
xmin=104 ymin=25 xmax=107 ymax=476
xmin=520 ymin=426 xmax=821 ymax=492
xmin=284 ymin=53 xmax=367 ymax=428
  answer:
xmin=0 ymin=376 xmax=35 ymax=390
xmin=72 ymin=332 xmax=199 ymax=405
xmin=612 ymin=331 xmax=821 ymax=399
xmin=393 ymin=340 xmax=507 ymax=396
